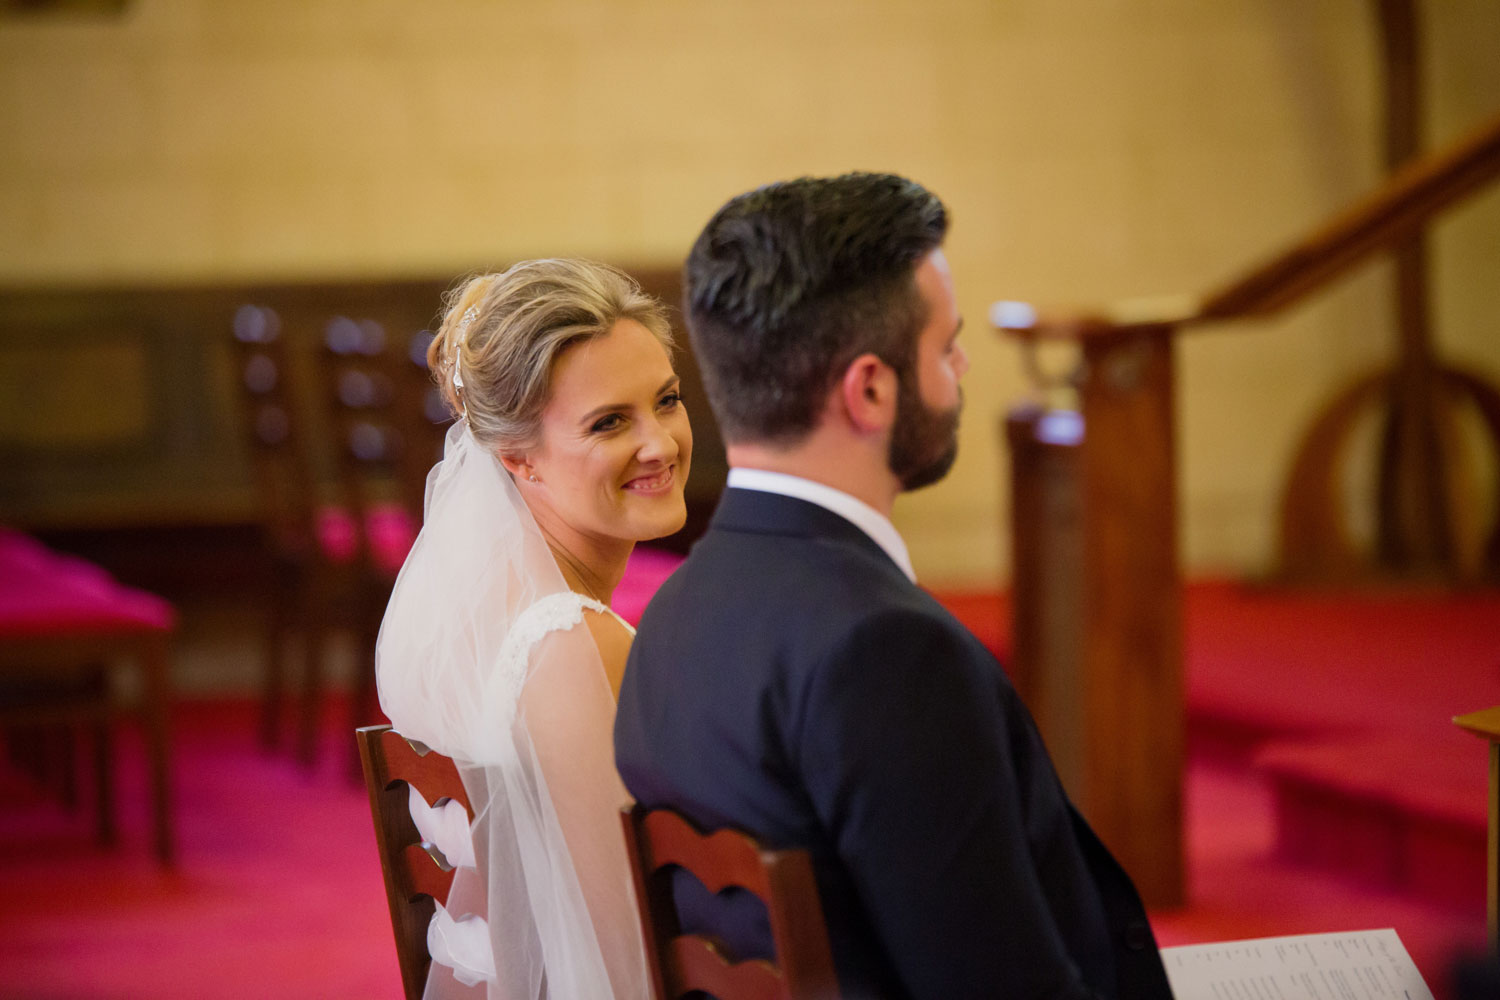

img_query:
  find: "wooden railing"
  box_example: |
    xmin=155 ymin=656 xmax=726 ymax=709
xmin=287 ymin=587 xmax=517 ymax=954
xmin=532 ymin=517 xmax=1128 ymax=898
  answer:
xmin=1002 ymin=111 xmax=1500 ymax=339
xmin=994 ymin=109 xmax=1500 ymax=907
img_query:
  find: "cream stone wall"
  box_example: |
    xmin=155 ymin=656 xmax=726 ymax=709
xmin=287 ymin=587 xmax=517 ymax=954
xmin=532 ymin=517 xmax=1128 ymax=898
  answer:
xmin=2 ymin=0 xmax=1496 ymax=586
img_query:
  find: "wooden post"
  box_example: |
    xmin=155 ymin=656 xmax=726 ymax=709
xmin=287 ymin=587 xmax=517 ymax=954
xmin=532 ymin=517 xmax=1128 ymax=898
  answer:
xmin=1005 ymin=405 xmax=1086 ymax=800
xmin=1374 ymin=0 xmax=1455 ymax=576
xmin=1075 ymin=328 xmax=1184 ymax=907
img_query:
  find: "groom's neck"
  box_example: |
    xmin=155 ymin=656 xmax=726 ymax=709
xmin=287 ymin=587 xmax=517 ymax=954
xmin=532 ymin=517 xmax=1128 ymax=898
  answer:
xmin=726 ymin=434 xmax=900 ymax=518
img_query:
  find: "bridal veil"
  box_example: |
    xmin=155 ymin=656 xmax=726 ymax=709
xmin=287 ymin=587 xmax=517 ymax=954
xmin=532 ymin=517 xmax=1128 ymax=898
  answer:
xmin=375 ymin=421 xmax=649 ymax=1000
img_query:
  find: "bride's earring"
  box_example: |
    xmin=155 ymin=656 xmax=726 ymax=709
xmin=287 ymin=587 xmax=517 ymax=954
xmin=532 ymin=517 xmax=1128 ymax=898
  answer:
xmin=528 ymin=474 xmax=538 ymax=483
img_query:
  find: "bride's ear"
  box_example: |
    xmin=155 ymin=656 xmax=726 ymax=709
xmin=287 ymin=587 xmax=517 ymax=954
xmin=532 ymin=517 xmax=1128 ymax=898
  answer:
xmin=498 ymin=452 xmax=535 ymax=483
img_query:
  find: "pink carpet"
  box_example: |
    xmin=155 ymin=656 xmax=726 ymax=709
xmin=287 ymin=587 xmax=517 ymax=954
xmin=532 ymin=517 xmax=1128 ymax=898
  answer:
xmin=0 ymin=580 xmax=1494 ymax=999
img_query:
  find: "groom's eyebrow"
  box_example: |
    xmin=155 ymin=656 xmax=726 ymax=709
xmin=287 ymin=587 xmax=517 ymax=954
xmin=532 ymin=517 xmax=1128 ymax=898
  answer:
xmin=579 ymin=376 xmax=681 ymax=423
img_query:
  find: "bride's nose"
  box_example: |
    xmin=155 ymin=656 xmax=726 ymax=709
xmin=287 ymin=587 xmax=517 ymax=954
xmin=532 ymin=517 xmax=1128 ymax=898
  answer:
xmin=635 ymin=416 xmax=679 ymax=464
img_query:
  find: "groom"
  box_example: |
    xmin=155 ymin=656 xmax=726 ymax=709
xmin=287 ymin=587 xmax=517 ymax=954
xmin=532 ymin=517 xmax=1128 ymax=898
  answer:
xmin=614 ymin=173 xmax=1173 ymax=999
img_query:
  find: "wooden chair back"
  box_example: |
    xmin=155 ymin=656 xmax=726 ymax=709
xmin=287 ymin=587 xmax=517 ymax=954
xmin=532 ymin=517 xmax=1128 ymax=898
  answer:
xmin=322 ymin=325 xmax=449 ymax=764
xmin=397 ymin=327 xmax=454 ymax=498
xmin=320 ymin=317 xmax=405 ymax=532
xmin=320 ymin=320 xmax=450 ymax=546
xmin=356 ymin=724 xmax=472 ymax=1000
xmin=620 ymin=803 xmax=840 ymax=1000
xmin=229 ymin=303 xmax=318 ymax=555
xmin=231 ymin=303 xmax=340 ymax=754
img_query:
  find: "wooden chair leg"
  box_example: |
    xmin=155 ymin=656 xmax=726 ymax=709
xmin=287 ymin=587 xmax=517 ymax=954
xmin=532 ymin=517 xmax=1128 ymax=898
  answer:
xmin=140 ymin=640 xmax=173 ymax=865
xmin=347 ymin=617 xmax=379 ymax=783
xmin=7 ymin=723 xmax=64 ymax=795
xmin=259 ymin=586 xmax=289 ymax=750
xmin=298 ymin=621 xmax=326 ymax=769
xmin=92 ymin=718 xmax=117 ymax=846
xmin=53 ymin=724 xmax=80 ymax=809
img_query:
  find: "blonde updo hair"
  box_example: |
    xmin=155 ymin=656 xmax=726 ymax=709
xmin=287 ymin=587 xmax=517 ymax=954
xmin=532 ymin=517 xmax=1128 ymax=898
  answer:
xmin=429 ymin=259 xmax=674 ymax=452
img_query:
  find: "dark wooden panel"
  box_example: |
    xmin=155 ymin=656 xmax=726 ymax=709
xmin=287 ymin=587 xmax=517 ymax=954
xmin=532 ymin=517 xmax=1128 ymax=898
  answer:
xmin=0 ymin=269 xmax=728 ymax=567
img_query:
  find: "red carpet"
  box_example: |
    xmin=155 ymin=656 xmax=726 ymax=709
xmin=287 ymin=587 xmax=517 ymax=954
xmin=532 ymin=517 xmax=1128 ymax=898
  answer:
xmin=1 ymin=581 xmax=1494 ymax=999
xmin=1182 ymin=580 xmax=1497 ymax=925
xmin=0 ymin=702 xmax=400 ymax=1000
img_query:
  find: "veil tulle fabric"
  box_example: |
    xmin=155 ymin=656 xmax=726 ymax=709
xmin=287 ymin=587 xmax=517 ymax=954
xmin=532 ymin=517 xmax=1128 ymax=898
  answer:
xmin=375 ymin=421 xmax=649 ymax=1000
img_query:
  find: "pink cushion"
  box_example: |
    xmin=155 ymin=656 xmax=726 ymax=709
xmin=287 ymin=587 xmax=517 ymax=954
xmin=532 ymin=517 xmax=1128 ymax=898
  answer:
xmin=366 ymin=506 xmax=418 ymax=576
xmin=314 ymin=506 xmax=360 ymax=564
xmin=612 ymin=547 xmax=684 ymax=627
xmin=314 ymin=504 xmax=418 ymax=576
xmin=0 ymin=529 xmax=175 ymax=636
xmin=318 ymin=510 xmax=672 ymax=600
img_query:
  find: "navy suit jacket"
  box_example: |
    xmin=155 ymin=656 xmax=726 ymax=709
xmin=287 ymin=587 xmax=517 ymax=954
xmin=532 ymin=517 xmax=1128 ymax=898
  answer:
xmin=614 ymin=488 xmax=1174 ymax=999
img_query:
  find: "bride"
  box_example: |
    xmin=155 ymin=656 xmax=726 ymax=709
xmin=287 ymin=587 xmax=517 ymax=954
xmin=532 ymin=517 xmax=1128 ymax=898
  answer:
xmin=375 ymin=258 xmax=692 ymax=999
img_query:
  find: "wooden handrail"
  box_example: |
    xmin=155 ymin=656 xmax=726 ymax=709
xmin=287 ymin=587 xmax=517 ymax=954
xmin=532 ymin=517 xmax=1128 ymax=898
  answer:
xmin=996 ymin=108 xmax=1500 ymax=340
xmin=989 ymin=106 xmax=1500 ymax=907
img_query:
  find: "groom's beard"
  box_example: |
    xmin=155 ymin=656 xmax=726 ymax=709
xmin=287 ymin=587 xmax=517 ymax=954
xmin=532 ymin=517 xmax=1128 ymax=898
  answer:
xmin=888 ymin=370 xmax=961 ymax=492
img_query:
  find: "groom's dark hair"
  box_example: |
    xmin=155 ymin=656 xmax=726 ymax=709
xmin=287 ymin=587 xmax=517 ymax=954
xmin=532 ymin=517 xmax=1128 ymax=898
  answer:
xmin=683 ymin=172 xmax=948 ymax=444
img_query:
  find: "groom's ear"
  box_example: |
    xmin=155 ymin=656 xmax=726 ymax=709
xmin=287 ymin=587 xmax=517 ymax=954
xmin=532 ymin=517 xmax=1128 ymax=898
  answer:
xmin=837 ymin=353 xmax=897 ymax=434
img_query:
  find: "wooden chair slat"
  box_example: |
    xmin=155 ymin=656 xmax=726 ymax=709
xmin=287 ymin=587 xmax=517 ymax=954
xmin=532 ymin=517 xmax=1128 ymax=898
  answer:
xmin=370 ymin=728 xmax=470 ymax=804
xmin=668 ymin=935 xmax=787 ymax=1000
xmin=621 ymin=803 xmax=841 ymax=1000
xmin=640 ymin=807 xmax=775 ymax=898
xmin=358 ymin=724 xmax=473 ymax=1000
xmin=402 ymin=842 xmax=459 ymax=902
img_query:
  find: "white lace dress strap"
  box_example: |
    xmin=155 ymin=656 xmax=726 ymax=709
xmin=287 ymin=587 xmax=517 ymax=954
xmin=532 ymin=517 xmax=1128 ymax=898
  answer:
xmin=608 ymin=607 xmax=636 ymax=636
xmin=494 ymin=592 xmax=632 ymax=711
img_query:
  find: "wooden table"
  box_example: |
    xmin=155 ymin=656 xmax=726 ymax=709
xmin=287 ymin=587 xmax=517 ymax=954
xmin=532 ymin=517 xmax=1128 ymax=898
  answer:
xmin=1456 ymin=704 xmax=1500 ymax=953
xmin=0 ymin=529 xmax=176 ymax=863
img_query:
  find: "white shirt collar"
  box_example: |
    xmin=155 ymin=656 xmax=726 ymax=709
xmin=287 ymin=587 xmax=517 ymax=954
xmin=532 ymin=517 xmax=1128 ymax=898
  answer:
xmin=725 ymin=467 xmax=917 ymax=583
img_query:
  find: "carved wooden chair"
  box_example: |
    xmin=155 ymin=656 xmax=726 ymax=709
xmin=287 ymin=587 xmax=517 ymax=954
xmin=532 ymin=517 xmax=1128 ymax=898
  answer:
xmin=620 ymin=803 xmax=841 ymax=1000
xmin=326 ymin=324 xmax=450 ymax=528
xmin=356 ymin=723 xmax=472 ymax=1000
xmin=319 ymin=322 xmax=448 ymax=773
xmin=0 ymin=667 xmax=113 ymax=843
xmin=230 ymin=304 xmax=342 ymax=756
xmin=0 ymin=530 xmax=177 ymax=862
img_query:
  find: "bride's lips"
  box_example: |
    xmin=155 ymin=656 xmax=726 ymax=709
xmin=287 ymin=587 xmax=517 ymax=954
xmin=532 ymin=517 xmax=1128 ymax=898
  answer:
xmin=622 ymin=466 xmax=676 ymax=495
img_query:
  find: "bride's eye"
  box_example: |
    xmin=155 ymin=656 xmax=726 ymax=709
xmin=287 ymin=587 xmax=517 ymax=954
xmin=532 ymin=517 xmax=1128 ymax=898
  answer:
xmin=590 ymin=413 xmax=624 ymax=433
xmin=658 ymin=391 xmax=682 ymax=410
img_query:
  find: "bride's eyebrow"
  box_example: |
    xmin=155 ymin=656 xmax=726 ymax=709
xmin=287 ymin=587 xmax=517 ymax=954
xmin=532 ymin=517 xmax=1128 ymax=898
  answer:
xmin=577 ymin=376 xmax=680 ymax=425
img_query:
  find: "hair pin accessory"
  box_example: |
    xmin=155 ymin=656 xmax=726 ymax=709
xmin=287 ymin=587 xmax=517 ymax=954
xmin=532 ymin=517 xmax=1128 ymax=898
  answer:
xmin=453 ymin=306 xmax=480 ymax=392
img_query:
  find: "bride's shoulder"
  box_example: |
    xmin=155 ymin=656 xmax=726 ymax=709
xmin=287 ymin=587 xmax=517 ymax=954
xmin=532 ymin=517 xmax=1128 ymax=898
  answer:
xmin=578 ymin=604 xmax=633 ymax=698
xmin=505 ymin=592 xmax=633 ymax=695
